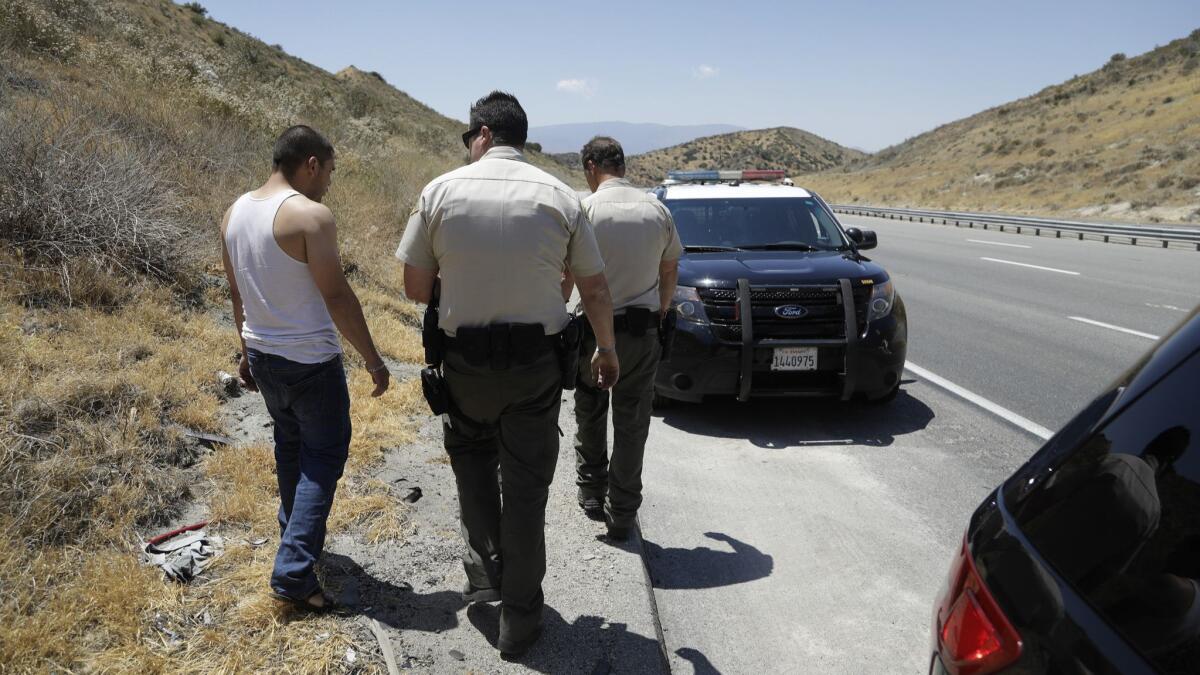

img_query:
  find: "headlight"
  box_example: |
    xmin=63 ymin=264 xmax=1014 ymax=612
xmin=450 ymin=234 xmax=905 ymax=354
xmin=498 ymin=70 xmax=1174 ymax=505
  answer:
xmin=673 ymin=286 xmax=709 ymax=324
xmin=867 ymin=280 xmax=895 ymax=321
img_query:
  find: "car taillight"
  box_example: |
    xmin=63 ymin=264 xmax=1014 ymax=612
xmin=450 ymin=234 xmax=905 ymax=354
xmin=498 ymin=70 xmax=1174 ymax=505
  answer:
xmin=934 ymin=536 xmax=1023 ymax=675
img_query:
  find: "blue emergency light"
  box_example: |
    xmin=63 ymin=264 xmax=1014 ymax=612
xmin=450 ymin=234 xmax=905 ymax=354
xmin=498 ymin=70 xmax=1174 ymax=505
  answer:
xmin=667 ymin=170 xmax=720 ymax=181
xmin=666 ymin=169 xmax=787 ymax=183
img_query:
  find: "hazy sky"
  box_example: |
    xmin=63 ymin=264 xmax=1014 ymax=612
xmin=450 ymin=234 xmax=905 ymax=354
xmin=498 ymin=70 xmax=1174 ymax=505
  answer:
xmin=193 ymin=0 xmax=1200 ymax=151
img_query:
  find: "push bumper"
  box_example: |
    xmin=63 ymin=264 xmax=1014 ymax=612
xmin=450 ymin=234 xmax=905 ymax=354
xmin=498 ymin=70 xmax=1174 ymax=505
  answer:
xmin=655 ymin=278 xmax=907 ymax=403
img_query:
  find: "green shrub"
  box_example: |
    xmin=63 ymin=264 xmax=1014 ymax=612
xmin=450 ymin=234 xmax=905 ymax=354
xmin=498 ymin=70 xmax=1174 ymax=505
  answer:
xmin=183 ymin=2 xmax=207 ymax=15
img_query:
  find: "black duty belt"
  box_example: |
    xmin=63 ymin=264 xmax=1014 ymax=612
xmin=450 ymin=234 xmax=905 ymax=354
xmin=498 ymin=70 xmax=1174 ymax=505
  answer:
xmin=444 ymin=323 xmax=558 ymax=370
xmin=612 ymin=309 xmax=661 ymax=334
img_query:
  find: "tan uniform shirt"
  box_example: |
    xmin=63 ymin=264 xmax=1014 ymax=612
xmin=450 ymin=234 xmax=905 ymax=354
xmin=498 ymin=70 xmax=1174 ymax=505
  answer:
xmin=581 ymin=177 xmax=683 ymax=313
xmin=396 ymin=146 xmax=605 ymax=336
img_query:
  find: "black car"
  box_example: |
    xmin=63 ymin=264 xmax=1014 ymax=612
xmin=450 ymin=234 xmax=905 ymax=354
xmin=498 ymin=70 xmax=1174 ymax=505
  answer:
xmin=652 ymin=178 xmax=907 ymax=403
xmin=930 ymin=307 xmax=1200 ymax=674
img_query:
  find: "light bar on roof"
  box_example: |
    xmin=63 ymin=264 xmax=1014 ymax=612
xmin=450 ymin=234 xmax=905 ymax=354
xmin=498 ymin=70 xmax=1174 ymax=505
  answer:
xmin=742 ymin=169 xmax=786 ymax=180
xmin=667 ymin=170 xmax=720 ymax=181
xmin=666 ymin=169 xmax=788 ymax=183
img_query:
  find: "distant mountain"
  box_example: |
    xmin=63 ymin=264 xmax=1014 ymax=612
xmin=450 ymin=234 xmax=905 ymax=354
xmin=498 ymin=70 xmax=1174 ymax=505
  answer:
xmin=800 ymin=30 xmax=1200 ymax=223
xmin=528 ymin=122 xmax=745 ymax=155
xmin=627 ymin=127 xmax=866 ymax=186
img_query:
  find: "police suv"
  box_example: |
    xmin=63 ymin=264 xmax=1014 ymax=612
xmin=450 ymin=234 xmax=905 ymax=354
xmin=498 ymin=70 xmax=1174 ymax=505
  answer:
xmin=653 ymin=170 xmax=907 ymax=404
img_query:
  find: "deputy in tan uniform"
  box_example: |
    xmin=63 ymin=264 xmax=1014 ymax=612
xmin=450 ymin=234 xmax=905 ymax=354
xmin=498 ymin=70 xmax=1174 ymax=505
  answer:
xmin=563 ymin=136 xmax=682 ymax=540
xmin=397 ymin=92 xmax=619 ymax=659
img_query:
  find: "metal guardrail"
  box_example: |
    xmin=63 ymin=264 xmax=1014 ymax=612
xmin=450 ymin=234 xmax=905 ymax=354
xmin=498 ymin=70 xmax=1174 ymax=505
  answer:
xmin=830 ymin=205 xmax=1200 ymax=251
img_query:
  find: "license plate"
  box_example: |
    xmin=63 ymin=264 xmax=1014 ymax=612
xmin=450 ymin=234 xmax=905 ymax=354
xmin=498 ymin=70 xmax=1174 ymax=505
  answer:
xmin=771 ymin=347 xmax=818 ymax=371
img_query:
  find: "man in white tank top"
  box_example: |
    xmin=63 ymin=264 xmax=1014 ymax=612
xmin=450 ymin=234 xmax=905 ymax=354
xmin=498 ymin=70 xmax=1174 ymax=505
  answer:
xmin=220 ymin=125 xmax=389 ymax=612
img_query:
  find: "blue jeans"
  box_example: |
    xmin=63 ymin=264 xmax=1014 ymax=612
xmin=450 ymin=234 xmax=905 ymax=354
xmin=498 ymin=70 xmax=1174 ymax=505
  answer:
xmin=246 ymin=349 xmax=351 ymax=600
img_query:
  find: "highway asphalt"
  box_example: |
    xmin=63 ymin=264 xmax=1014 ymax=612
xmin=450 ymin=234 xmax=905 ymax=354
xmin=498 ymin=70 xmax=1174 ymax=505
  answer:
xmin=636 ymin=216 xmax=1199 ymax=673
xmin=842 ymin=213 xmax=1200 ymax=430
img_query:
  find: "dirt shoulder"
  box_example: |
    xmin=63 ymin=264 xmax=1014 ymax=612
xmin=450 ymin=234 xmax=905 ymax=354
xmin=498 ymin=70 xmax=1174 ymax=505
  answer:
xmin=219 ymin=369 xmax=666 ymax=673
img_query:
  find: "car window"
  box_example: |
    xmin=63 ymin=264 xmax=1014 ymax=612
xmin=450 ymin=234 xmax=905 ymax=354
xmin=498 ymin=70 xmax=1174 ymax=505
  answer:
xmin=1008 ymin=351 xmax=1200 ymax=673
xmin=664 ymin=197 xmax=848 ymax=248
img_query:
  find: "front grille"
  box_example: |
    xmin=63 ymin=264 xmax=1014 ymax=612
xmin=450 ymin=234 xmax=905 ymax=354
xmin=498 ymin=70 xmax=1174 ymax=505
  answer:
xmin=699 ymin=284 xmax=869 ymax=340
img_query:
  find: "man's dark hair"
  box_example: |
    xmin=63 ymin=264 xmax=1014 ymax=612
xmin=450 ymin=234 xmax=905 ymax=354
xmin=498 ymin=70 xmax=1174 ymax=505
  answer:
xmin=272 ymin=125 xmax=334 ymax=178
xmin=469 ymin=91 xmax=527 ymax=147
xmin=580 ymin=136 xmax=625 ymax=172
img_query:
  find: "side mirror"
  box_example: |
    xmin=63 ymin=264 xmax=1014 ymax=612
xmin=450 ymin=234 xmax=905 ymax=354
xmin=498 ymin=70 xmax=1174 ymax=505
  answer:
xmin=845 ymin=227 xmax=877 ymax=250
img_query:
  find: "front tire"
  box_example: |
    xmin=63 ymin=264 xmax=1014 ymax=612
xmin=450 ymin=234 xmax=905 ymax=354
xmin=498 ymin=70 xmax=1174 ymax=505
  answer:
xmin=865 ymin=381 xmax=900 ymax=405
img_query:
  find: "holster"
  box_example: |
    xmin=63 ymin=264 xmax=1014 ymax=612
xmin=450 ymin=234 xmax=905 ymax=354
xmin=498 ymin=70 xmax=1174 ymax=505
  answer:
xmin=422 ymin=304 xmax=444 ymax=368
xmin=558 ymin=315 xmax=583 ymax=391
xmin=420 ymin=366 xmax=449 ymax=416
xmin=420 ymin=280 xmax=448 ymax=416
xmin=659 ymin=310 xmax=677 ymax=359
xmin=624 ymin=307 xmax=651 ymax=337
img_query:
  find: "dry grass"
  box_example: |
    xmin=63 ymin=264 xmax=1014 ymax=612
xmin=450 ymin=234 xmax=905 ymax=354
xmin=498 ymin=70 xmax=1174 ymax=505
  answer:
xmin=628 ymin=126 xmax=866 ymax=186
xmin=0 ymin=0 xmax=486 ymax=670
xmin=799 ymin=31 xmax=1200 ymax=223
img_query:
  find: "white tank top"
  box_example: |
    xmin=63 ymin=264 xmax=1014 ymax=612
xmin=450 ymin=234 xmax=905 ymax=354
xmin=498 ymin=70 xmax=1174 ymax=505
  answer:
xmin=225 ymin=189 xmax=341 ymax=364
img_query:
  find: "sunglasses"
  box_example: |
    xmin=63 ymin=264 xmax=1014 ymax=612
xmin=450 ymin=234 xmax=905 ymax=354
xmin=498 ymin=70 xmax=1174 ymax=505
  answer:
xmin=461 ymin=126 xmax=482 ymax=149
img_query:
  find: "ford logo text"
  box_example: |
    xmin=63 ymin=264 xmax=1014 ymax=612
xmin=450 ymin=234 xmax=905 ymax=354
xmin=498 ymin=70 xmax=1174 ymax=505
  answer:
xmin=774 ymin=305 xmax=809 ymax=319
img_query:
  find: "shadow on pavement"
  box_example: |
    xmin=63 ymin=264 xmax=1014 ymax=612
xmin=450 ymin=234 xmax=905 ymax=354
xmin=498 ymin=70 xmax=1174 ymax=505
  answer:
xmin=467 ymin=603 xmax=673 ymax=673
xmin=655 ymin=384 xmax=932 ymax=448
xmin=323 ymin=553 xmax=686 ymax=672
xmin=676 ymin=647 xmax=723 ymax=674
xmin=320 ymin=552 xmax=466 ymax=632
xmin=641 ymin=532 xmax=773 ymax=590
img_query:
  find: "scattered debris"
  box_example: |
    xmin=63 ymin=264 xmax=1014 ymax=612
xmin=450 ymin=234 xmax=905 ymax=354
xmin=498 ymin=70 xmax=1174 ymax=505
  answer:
xmin=182 ymin=428 xmax=236 ymax=448
xmin=141 ymin=521 xmax=223 ymax=583
xmin=247 ymin=537 xmax=269 ymax=548
xmin=344 ymin=648 xmax=357 ymax=665
xmin=448 ymin=649 xmax=465 ymax=661
xmin=402 ymin=487 xmax=423 ymax=504
xmin=217 ymin=371 xmax=242 ymax=397
xmin=367 ymin=618 xmax=401 ymax=675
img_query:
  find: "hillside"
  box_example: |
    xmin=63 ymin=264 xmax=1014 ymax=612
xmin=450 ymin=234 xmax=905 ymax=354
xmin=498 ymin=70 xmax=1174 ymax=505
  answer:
xmin=529 ymin=121 xmax=745 ymax=155
xmin=627 ymin=126 xmax=866 ymax=186
xmin=799 ymin=30 xmax=1200 ymax=223
xmin=0 ymin=0 xmax=576 ymax=670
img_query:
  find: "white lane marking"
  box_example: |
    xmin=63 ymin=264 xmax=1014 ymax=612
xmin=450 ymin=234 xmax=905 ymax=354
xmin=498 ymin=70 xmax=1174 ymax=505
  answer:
xmin=1068 ymin=316 xmax=1160 ymax=340
xmin=967 ymin=239 xmax=1032 ymax=249
xmin=904 ymin=361 xmax=1053 ymax=440
xmin=1145 ymin=302 xmax=1190 ymax=313
xmin=980 ymin=257 xmax=1080 ymax=276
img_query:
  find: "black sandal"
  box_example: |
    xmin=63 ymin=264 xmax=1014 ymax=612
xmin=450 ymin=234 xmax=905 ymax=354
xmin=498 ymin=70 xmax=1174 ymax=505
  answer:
xmin=270 ymin=587 xmax=346 ymax=615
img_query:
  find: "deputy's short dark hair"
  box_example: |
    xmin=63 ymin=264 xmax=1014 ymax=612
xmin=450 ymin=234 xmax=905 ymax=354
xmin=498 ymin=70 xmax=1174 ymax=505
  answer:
xmin=580 ymin=136 xmax=625 ymax=171
xmin=469 ymin=91 xmax=527 ymax=147
xmin=272 ymin=125 xmax=334 ymax=178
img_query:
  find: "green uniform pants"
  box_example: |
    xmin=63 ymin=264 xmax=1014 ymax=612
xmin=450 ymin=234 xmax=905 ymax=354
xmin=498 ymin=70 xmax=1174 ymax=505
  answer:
xmin=574 ymin=325 xmax=660 ymax=529
xmin=442 ymin=349 xmax=562 ymax=644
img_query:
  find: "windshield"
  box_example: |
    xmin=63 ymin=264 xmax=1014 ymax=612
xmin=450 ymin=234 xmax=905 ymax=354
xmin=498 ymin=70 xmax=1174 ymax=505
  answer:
xmin=663 ymin=197 xmax=849 ymax=250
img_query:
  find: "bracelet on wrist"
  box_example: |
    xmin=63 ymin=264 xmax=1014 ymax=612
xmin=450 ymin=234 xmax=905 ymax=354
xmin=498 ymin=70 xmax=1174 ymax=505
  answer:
xmin=366 ymin=361 xmax=388 ymax=373
xmin=595 ymin=346 xmax=615 ymax=354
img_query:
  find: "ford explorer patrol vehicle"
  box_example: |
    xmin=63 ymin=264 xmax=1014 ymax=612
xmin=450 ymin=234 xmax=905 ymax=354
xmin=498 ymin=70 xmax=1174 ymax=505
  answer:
xmin=652 ymin=169 xmax=907 ymax=404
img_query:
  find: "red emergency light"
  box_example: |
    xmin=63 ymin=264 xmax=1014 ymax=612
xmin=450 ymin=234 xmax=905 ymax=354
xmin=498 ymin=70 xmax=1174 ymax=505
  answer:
xmin=740 ymin=169 xmax=787 ymax=181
